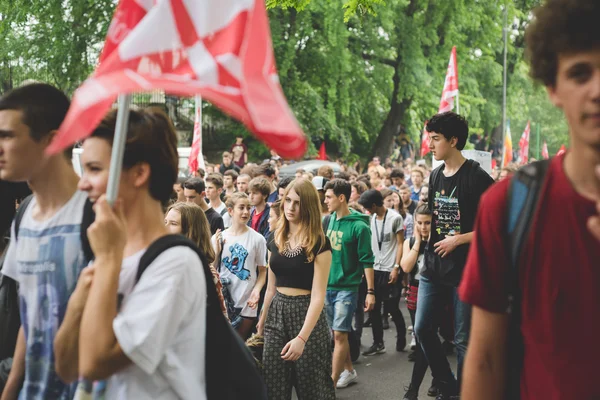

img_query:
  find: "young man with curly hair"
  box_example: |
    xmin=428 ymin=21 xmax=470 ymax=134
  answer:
xmin=460 ymin=1 xmax=600 ymax=399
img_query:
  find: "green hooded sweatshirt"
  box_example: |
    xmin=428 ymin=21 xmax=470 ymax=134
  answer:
xmin=325 ymin=208 xmax=375 ymax=292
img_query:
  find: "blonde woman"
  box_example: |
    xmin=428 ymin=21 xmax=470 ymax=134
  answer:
xmin=165 ymin=202 xmax=227 ymax=317
xmin=257 ymin=179 xmax=335 ymax=400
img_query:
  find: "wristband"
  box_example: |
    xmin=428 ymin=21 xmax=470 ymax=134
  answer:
xmin=297 ymin=335 xmax=307 ymax=344
xmin=393 ymin=263 xmax=400 ymax=268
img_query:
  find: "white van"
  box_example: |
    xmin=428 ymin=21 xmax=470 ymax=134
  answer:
xmin=72 ymin=147 xmax=193 ymax=179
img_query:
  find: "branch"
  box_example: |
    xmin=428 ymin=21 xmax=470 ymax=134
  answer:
xmin=361 ymin=52 xmax=397 ymax=68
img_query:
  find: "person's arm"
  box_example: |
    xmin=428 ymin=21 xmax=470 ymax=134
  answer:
xmin=257 ymin=261 xmax=276 ymax=336
xmin=389 ymin=229 xmax=404 ymax=284
xmin=356 ymin=224 xmax=375 ymax=311
xmin=281 ymin=250 xmax=332 ymax=361
xmin=79 ymin=197 xmax=131 ymax=380
xmin=461 ymin=307 xmax=509 ymax=400
xmin=248 ymin=265 xmax=267 ymax=309
xmin=400 ymin=237 xmax=421 ymax=274
xmin=54 ymin=266 xmax=95 ymax=382
xmin=363 ymin=267 xmax=375 ymax=311
xmin=1 ymin=327 xmax=25 ymax=400
xmin=587 ymin=166 xmax=600 ymax=241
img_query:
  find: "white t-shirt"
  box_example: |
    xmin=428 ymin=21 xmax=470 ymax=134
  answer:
xmin=105 ymin=246 xmax=207 ymax=400
xmin=370 ymin=209 xmax=404 ymax=272
xmin=211 ymin=228 xmax=266 ymax=318
xmin=3 ymin=190 xmax=88 ymax=399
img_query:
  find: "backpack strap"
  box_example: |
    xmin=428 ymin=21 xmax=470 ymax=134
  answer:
xmin=13 ymin=195 xmax=34 ymax=241
xmin=504 ymin=158 xmax=551 ymax=400
xmin=322 ymin=214 xmax=332 ymax=233
xmin=135 ymin=235 xmax=220 ymax=309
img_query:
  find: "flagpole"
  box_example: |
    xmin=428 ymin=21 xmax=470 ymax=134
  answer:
xmin=536 ymin=123 xmax=540 ymax=160
xmin=106 ymin=94 xmax=132 ymax=206
xmin=456 ymin=92 xmax=460 ymax=115
xmin=501 ymin=5 xmax=508 ymax=167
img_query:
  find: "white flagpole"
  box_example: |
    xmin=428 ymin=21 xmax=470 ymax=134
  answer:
xmin=106 ymin=94 xmax=132 ymax=205
xmin=456 ymin=92 xmax=460 ymax=115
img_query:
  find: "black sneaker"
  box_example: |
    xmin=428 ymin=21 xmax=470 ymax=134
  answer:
xmin=362 ymin=343 xmax=386 ymax=356
xmin=428 ymin=383 xmax=440 ymax=397
xmin=403 ymin=384 xmax=419 ymax=400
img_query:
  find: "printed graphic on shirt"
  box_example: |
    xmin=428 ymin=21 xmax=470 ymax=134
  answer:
xmin=434 ymin=187 xmax=461 ymax=239
xmin=327 ymin=231 xmax=344 ymax=251
xmin=222 ymin=242 xmax=250 ymax=280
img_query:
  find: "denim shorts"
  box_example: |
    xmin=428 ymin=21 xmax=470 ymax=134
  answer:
xmin=325 ymin=290 xmax=358 ymax=332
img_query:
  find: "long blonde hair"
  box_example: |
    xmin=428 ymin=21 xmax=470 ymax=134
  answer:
xmin=166 ymin=202 xmax=215 ymax=265
xmin=274 ymin=179 xmax=326 ymax=262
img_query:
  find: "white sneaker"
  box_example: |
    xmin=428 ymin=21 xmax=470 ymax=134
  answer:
xmin=410 ymin=336 xmax=416 ymax=350
xmin=336 ymin=369 xmax=358 ymax=388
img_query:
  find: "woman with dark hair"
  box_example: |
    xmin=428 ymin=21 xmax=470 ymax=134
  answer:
xmin=257 ymin=179 xmax=335 ymax=400
xmin=55 ymin=108 xmax=210 ymax=399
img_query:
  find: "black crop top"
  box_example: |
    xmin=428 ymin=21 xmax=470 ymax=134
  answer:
xmin=267 ymin=232 xmax=331 ymax=290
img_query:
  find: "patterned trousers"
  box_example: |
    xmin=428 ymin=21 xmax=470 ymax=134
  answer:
xmin=263 ymin=292 xmax=335 ymax=400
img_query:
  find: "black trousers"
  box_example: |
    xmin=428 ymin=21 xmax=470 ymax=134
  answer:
xmin=370 ymin=270 xmax=406 ymax=345
xmin=263 ymin=292 xmax=335 ymax=400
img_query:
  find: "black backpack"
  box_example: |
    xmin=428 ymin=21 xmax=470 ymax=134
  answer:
xmin=135 ymin=235 xmax=267 ymax=400
xmin=505 ymin=159 xmax=551 ymax=400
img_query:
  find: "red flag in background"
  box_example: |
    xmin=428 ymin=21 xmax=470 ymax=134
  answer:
xmin=439 ymin=46 xmax=459 ymax=113
xmin=541 ymin=141 xmax=549 ymax=159
xmin=318 ymin=142 xmax=326 ymax=160
xmin=188 ymin=96 xmax=205 ymax=173
xmin=519 ymin=121 xmax=531 ymax=164
xmin=47 ymin=0 xmax=307 ymax=158
xmin=556 ymin=144 xmax=567 ymax=156
xmin=420 ymin=122 xmax=430 ymax=157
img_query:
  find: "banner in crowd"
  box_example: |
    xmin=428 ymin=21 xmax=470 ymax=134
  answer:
xmin=189 ymin=95 xmax=206 ymax=173
xmin=502 ymin=120 xmax=513 ymax=167
xmin=47 ymin=0 xmax=307 ymax=159
xmin=519 ymin=120 xmax=530 ymax=164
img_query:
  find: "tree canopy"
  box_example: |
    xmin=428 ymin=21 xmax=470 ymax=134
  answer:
xmin=0 ymin=0 xmax=569 ymax=162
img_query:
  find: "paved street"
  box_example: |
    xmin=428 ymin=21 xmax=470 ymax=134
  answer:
xmin=294 ymin=302 xmax=458 ymax=399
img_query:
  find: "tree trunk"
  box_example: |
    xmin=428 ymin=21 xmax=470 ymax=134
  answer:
xmin=371 ymin=65 xmax=412 ymax=161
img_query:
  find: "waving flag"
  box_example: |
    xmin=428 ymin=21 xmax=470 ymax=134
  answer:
xmin=47 ymin=0 xmax=307 ymax=158
xmin=556 ymin=144 xmax=567 ymax=157
xmin=439 ymin=46 xmax=459 ymax=113
xmin=318 ymin=142 xmax=327 ymax=161
xmin=518 ymin=121 xmax=530 ymax=164
xmin=502 ymin=121 xmax=513 ymax=167
xmin=541 ymin=141 xmax=549 ymax=159
xmin=188 ymin=95 xmax=206 ymax=173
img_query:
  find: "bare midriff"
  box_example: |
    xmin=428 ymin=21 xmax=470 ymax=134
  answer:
xmin=277 ymin=287 xmax=311 ymax=296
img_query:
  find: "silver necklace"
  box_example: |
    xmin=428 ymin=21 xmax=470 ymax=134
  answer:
xmin=281 ymin=240 xmax=303 ymax=258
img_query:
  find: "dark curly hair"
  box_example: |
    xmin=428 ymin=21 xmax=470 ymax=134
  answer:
xmin=525 ymin=0 xmax=600 ymax=86
xmin=426 ymin=112 xmax=468 ymax=150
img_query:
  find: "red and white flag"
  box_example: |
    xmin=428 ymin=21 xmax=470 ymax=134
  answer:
xmin=556 ymin=144 xmax=567 ymax=157
xmin=420 ymin=122 xmax=430 ymax=157
xmin=518 ymin=121 xmax=530 ymax=164
xmin=47 ymin=0 xmax=307 ymax=158
xmin=438 ymin=46 xmax=459 ymax=113
xmin=541 ymin=141 xmax=549 ymax=159
xmin=188 ymin=95 xmax=205 ymax=173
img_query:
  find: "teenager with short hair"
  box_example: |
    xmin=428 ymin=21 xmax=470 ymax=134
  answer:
xmin=399 ymin=184 xmax=417 ymax=215
xmin=220 ymin=151 xmax=241 ymax=175
xmin=461 ymin=1 xmax=600 ymax=399
xmin=409 ymin=168 xmax=425 ymax=202
xmin=205 ymin=173 xmax=230 ymax=228
xmin=323 ymin=179 xmax=375 ymax=389
xmin=183 ymin=177 xmax=224 ymax=235
xmin=237 ymin=173 xmax=251 ymax=194
xmin=212 ymin=193 xmax=267 ymax=340
xmin=415 ymin=111 xmax=494 ymax=399
xmin=258 ymin=179 xmax=335 ymax=400
xmin=248 ymin=177 xmax=272 ymax=239
xmin=223 ymin=169 xmax=238 ymax=198
xmin=57 ymin=108 xmax=209 ymax=399
xmin=0 ymin=83 xmax=85 ymax=400
xmin=257 ymin=164 xmax=278 ymax=204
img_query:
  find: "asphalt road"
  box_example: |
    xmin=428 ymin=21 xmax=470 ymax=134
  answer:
xmin=294 ymin=302 xmax=458 ymax=400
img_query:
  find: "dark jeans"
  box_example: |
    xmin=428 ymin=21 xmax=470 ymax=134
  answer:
xmin=370 ymin=270 xmax=406 ymax=345
xmin=353 ymin=278 xmax=367 ymax=341
xmin=408 ymin=309 xmax=430 ymax=391
xmin=414 ymin=277 xmax=471 ymax=395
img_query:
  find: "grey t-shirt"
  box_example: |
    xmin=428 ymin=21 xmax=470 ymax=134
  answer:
xmin=370 ymin=209 xmax=404 ymax=272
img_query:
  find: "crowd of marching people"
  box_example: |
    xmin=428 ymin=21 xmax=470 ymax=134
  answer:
xmin=1 ymin=0 xmax=600 ymax=399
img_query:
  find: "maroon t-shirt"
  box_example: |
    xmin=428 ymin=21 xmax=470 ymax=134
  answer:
xmin=459 ymin=153 xmax=600 ymax=400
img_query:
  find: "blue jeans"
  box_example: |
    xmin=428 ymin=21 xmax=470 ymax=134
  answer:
xmin=325 ymin=290 xmax=358 ymax=332
xmin=414 ymin=277 xmax=471 ymax=395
